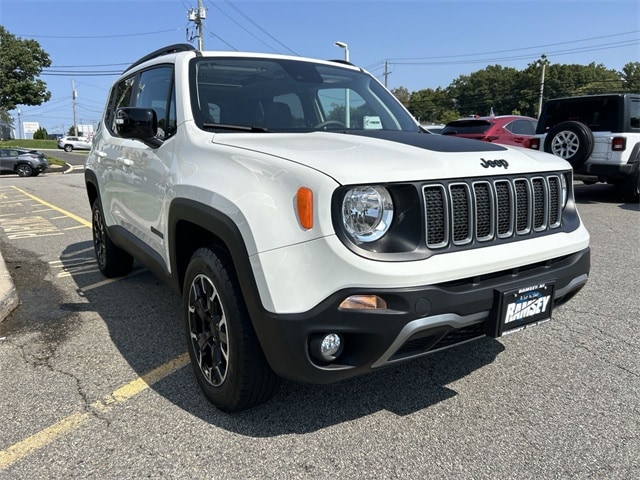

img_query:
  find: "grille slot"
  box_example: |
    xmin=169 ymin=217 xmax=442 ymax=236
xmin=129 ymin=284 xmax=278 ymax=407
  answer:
xmin=423 ymin=174 xmax=563 ymax=249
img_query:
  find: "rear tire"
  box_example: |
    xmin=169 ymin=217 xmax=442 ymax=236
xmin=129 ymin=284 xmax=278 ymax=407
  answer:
xmin=16 ymin=164 xmax=33 ymax=177
xmin=620 ymin=168 xmax=640 ymax=203
xmin=183 ymin=247 xmax=279 ymax=412
xmin=544 ymin=121 xmax=594 ymax=168
xmin=91 ymin=199 xmax=134 ymax=277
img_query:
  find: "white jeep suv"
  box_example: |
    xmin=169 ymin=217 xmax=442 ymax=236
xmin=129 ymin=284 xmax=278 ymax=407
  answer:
xmin=529 ymin=93 xmax=640 ymax=202
xmin=85 ymin=44 xmax=590 ymax=411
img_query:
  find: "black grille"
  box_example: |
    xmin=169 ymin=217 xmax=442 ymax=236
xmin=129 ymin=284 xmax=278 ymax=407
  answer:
xmin=423 ymin=174 xmax=564 ymax=249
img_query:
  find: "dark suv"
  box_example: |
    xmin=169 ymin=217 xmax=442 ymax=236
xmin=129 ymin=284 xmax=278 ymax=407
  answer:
xmin=529 ymin=93 xmax=640 ymax=202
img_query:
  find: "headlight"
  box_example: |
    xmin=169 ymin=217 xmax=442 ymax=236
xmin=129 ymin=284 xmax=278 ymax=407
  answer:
xmin=341 ymin=186 xmax=394 ymax=242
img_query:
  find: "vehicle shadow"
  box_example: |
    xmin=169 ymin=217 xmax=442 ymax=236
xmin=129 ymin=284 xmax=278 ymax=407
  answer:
xmin=574 ymin=182 xmax=640 ymax=211
xmin=59 ymin=241 xmax=504 ymax=435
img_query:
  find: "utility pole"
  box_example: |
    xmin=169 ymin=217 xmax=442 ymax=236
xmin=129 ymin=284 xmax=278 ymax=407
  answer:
xmin=72 ymin=80 xmax=78 ymax=136
xmin=188 ymin=0 xmax=206 ymax=51
xmin=16 ymin=109 xmax=22 ymax=140
xmin=537 ymin=55 xmax=547 ymax=119
xmin=383 ymin=60 xmax=389 ymax=87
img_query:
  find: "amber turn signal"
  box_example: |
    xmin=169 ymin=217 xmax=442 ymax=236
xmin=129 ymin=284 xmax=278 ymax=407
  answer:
xmin=296 ymin=187 xmax=313 ymax=229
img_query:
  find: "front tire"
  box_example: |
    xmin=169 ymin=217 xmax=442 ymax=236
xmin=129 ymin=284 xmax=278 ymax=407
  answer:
xmin=64 ymin=145 xmax=73 ymax=152
xmin=544 ymin=121 xmax=594 ymax=168
xmin=91 ymin=200 xmax=134 ymax=277
xmin=183 ymin=247 xmax=279 ymax=412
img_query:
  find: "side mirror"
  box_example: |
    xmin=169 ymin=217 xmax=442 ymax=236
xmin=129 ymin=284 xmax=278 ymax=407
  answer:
xmin=115 ymin=108 xmax=162 ymax=148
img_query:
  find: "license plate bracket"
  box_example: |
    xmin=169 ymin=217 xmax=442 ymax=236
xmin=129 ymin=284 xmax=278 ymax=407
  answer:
xmin=489 ymin=282 xmax=555 ymax=338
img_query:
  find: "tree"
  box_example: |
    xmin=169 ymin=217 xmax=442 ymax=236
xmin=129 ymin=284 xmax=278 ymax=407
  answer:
xmin=521 ymin=60 xmax=623 ymax=108
xmin=621 ymin=62 xmax=640 ymax=93
xmin=0 ymin=26 xmax=52 ymax=113
xmin=448 ymin=65 xmax=524 ymax=117
xmin=391 ymin=86 xmax=410 ymax=107
xmin=33 ymin=127 xmax=48 ymax=139
xmin=407 ymin=87 xmax=458 ymax=124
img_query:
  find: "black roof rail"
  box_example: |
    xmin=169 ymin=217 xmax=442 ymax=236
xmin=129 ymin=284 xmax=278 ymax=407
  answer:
xmin=328 ymin=59 xmax=355 ymax=66
xmin=123 ymin=43 xmax=197 ymax=74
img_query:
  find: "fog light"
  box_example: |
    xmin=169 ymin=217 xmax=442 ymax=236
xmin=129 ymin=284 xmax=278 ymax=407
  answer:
xmin=310 ymin=333 xmax=343 ymax=362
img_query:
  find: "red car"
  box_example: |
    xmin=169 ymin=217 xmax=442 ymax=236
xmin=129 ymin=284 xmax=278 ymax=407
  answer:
xmin=441 ymin=115 xmax=538 ymax=148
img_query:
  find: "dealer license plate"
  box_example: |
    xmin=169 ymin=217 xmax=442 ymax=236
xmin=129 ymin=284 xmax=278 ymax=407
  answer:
xmin=489 ymin=282 xmax=555 ymax=337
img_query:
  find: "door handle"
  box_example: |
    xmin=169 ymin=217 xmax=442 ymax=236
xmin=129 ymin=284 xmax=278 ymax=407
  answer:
xmin=116 ymin=157 xmax=134 ymax=167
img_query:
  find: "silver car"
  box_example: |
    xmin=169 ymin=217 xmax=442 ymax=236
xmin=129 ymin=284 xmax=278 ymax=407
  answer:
xmin=57 ymin=136 xmax=92 ymax=152
xmin=0 ymin=148 xmax=48 ymax=177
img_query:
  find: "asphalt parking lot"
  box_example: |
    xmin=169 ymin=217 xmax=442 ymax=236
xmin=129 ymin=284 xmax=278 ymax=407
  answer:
xmin=0 ymin=171 xmax=638 ymax=479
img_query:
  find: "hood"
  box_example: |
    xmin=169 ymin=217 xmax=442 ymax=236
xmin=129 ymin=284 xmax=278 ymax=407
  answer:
xmin=212 ymin=130 xmax=569 ymax=185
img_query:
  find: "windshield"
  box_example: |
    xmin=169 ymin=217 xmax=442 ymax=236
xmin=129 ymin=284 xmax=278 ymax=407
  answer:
xmin=189 ymin=57 xmax=419 ymax=133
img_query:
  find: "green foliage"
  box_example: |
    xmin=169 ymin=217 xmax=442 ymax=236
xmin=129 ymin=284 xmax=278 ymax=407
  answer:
xmin=391 ymin=86 xmax=410 ymax=107
xmin=408 ymin=87 xmax=458 ymax=124
xmin=33 ymin=127 xmax=48 ymax=139
xmin=0 ymin=26 xmax=52 ymax=112
xmin=401 ymin=59 xmax=638 ymax=124
xmin=621 ymin=62 xmax=640 ymax=92
xmin=0 ymin=138 xmax=58 ymax=149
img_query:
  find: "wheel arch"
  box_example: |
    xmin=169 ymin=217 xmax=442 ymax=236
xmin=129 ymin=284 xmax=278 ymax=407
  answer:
xmin=168 ymin=198 xmax=263 ymax=316
xmin=85 ymin=169 xmax=99 ymax=208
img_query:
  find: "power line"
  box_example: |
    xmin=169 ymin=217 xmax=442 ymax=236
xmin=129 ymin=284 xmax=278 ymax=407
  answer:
xmin=386 ymin=30 xmax=640 ymax=62
xmin=205 ymin=0 xmax=280 ymax=53
xmin=13 ymin=28 xmax=183 ymax=39
xmin=221 ymin=0 xmax=298 ymax=55
xmin=392 ymin=40 xmax=639 ymax=66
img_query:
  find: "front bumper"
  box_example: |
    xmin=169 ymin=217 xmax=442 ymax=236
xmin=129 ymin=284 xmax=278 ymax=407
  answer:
xmin=252 ymin=247 xmax=590 ymax=383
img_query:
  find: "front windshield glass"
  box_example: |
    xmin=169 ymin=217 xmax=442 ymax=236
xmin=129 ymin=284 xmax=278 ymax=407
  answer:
xmin=189 ymin=57 xmax=419 ymax=133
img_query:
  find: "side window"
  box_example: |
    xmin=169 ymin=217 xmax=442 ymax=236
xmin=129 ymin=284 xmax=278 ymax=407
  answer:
xmin=508 ymin=119 xmax=536 ymax=135
xmin=134 ymin=66 xmax=174 ymax=140
xmin=107 ymin=76 xmax=135 ymax=134
xmin=629 ymin=99 xmax=640 ymax=129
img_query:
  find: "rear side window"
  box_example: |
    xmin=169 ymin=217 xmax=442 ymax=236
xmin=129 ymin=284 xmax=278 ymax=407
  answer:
xmin=441 ymin=120 xmax=491 ymax=135
xmin=507 ymin=119 xmax=537 ymax=135
xmin=537 ymin=96 xmax=622 ymax=133
xmin=628 ymin=98 xmax=640 ymax=129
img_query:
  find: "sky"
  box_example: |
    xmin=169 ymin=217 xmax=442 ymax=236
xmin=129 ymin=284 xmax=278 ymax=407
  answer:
xmin=1 ymin=0 xmax=639 ymax=135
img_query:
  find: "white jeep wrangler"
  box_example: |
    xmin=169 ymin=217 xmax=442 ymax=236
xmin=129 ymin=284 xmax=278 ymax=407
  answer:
xmin=85 ymin=44 xmax=590 ymax=411
xmin=529 ymin=93 xmax=640 ymax=202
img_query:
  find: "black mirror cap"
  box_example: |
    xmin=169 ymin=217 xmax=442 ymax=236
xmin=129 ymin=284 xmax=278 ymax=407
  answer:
xmin=115 ymin=108 xmax=162 ymax=148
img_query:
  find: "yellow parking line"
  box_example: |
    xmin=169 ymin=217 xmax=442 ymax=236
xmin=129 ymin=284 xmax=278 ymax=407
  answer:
xmin=0 ymin=353 xmax=190 ymax=470
xmin=10 ymin=186 xmax=91 ymax=228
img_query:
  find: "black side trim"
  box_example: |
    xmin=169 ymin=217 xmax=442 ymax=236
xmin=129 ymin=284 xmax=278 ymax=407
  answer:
xmin=167 ymin=198 xmax=263 ymax=315
xmin=107 ymin=225 xmax=172 ymax=285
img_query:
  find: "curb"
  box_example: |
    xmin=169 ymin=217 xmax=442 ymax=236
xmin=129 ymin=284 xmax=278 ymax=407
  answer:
xmin=0 ymin=252 xmax=18 ymax=323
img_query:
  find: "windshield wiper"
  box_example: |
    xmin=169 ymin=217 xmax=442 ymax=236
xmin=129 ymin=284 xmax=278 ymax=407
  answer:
xmin=202 ymin=123 xmax=269 ymax=132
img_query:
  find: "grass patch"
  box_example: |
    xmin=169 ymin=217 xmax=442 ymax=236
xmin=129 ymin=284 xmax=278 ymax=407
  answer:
xmin=0 ymin=139 xmax=59 ymax=149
